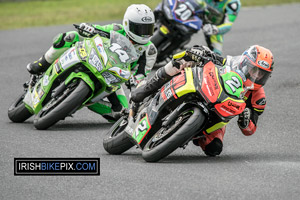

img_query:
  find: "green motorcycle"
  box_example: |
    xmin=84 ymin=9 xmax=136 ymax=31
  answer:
xmin=8 ymin=28 xmax=138 ymax=130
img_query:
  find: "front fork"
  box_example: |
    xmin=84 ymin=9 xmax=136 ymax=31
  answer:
xmin=128 ymin=101 xmax=140 ymax=119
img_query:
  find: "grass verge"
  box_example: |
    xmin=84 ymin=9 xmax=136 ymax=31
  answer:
xmin=0 ymin=0 xmax=300 ymax=30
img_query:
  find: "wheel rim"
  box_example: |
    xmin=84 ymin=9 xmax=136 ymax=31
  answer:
xmin=144 ymin=110 xmax=193 ymax=151
xmin=110 ymin=118 xmax=128 ymax=138
xmin=9 ymin=91 xmax=27 ymax=111
xmin=38 ymin=81 xmax=78 ymax=118
xmin=15 ymin=93 xmax=26 ymax=107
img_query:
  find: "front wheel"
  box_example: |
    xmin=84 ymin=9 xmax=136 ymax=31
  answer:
xmin=142 ymin=107 xmax=205 ymax=162
xmin=8 ymin=92 xmax=33 ymax=123
xmin=103 ymin=116 xmax=134 ymax=155
xmin=33 ymin=79 xmax=90 ymax=130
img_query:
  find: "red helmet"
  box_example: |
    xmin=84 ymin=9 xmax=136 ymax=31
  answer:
xmin=239 ymin=45 xmax=274 ymax=90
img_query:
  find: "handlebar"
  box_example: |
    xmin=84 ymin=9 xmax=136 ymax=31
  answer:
xmin=73 ymin=24 xmax=110 ymax=38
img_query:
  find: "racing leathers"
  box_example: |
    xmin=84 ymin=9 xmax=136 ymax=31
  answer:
xmin=26 ymin=23 xmax=157 ymax=122
xmin=194 ymin=85 xmax=266 ymax=156
xmin=131 ymin=45 xmax=265 ymax=156
xmin=201 ymin=0 xmax=241 ymax=55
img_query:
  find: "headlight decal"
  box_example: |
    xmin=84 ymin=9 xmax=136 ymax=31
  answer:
xmin=102 ymin=71 xmax=121 ymax=84
xmin=109 ymin=67 xmax=131 ymax=80
xmin=88 ymin=48 xmax=103 ymax=72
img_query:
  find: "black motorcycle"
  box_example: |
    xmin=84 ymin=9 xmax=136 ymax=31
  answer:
xmin=103 ymin=56 xmax=248 ymax=162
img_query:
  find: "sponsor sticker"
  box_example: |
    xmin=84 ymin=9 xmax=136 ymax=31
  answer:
xmin=94 ymin=36 xmax=108 ymax=64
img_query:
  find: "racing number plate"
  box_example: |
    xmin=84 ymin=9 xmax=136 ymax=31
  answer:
xmin=132 ymin=114 xmax=151 ymax=144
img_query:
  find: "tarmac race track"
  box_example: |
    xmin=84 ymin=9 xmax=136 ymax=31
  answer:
xmin=0 ymin=4 xmax=300 ymax=200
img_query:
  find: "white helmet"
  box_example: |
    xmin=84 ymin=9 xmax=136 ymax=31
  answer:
xmin=123 ymin=4 xmax=155 ymax=44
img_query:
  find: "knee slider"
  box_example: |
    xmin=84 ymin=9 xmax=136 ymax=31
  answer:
xmin=112 ymin=24 xmax=123 ymax=31
xmin=204 ymin=138 xmax=223 ymax=156
xmin=53 ymin=33 xmax=66 ymax=48
xmin=147 ymin=44 xmax=157 ymax=56
xmin=64 ymin=32 xmax=76 ymax=43
xmin=53 ymin=32 xmax=77 ymax=49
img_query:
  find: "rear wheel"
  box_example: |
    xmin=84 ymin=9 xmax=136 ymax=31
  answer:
xmin=103 ymin=116 xmax=134 ymax=155
xmin=33 ymin=79 xmax=90 ymax=130
xmin=142 ymin=107 xmax=205 ymax=162
xmin=8 ymin=92 xmax=33 ymax=123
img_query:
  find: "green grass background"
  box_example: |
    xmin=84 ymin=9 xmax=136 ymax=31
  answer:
xmin=0 ymin=0 xmax=299 ymax=30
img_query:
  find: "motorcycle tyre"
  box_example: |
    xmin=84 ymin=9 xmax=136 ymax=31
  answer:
xmin=103 ymin=116 xmax=134 ymax=155
xmin=142 ymin=107 xmax=205 ymax=162
xmin=33 ymin=80 xmax=90 ymax=130
xmin=8 ymin=92 xmax=33 ymax=123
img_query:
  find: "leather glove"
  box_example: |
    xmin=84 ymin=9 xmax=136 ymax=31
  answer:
xmin=238 ymin=107 xmax=251 ymax=129
xmin=203 ymin=24 xmax=219 ymax=35
xmin=78 ymin=23 xmax=95 ymax=37
xmin=185 ymin=45 xmax=212 ymax=63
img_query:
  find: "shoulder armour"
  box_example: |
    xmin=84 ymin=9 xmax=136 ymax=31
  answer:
xmin=113 ymin=24 xmax=123 ymax=31
xmin=147 ymin=43 xmax=157 ymax=56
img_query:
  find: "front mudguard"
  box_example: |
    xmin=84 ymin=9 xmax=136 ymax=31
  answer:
xmin=65 ymin=72 xmax=95 ymax=91
xmin=65 ymin=72 xmax=95 ymax=105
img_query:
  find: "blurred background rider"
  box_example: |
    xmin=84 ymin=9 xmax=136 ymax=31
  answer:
xmin=199 ymin=0 xmax=241 ymax=55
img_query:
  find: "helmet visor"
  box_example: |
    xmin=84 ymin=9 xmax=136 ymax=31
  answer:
xmin=129 ymin=20 xmax=154 ymax=37
xmin=240 ymin=56 xmax=271 ymax=86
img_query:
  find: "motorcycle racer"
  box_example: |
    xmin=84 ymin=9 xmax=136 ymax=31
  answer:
xmin=199 ymin=0 xmax=241 ymax=55
xmin=26 ymin=4 xmax=157 ymax=122
xmin=131 ymin=44 xmax=274 ymax=156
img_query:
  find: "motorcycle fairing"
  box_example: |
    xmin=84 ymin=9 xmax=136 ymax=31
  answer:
xmin=59 ymin=47 xmax=80 ymax=70
xmin=198 ymin=61 xmax=246 ymax=118
xmin=221 ymin=71 xmax=245 ymax=99
xmin=175 ymin=67 xmax=196 ymax=97
xmin=93 ymin=36 xmax=108 ymax=65
xmin=131 ymin=114 xmax=152 ymax=144
xmin=161 ymin=67 xmax=196 ymax=102
xmin=168 ymin=0 xmax=203 ymax=30
xmin=200 ymin=61 xmax=223 ymax=104
xmin=214 ymin=97 xmax=245 ymax=118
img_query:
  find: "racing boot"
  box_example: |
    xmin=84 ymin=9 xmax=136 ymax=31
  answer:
xmin=131 ymin=67 xmax=172 ymax=103
xmin=88 ymin=91 xmax=126 ymax=123
xmin=105 ymin=92 xmax=123 ymax=121
xmin=193 ymin=127 xmax=225 ymax=157
xmin=26 ymin=55 xmax=51 ymax=74
xmin=88 ymin=100 xmax=122 ymax=123
xmin=101 ymin=106 xmax=123 ymax=123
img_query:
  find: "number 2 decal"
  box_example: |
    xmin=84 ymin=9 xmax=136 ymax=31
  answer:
xmin=133 ymin=116 xmax=151 ymax=144
xmin=174 ymin=3 xmax=192 ymax=21
xmin=136 ymin=120 xmax=147 ymax=136
xmin=109 ymin=43 xmax=129 ymax=63
xmin=225 ymin=76 xmax=241 ymax=93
